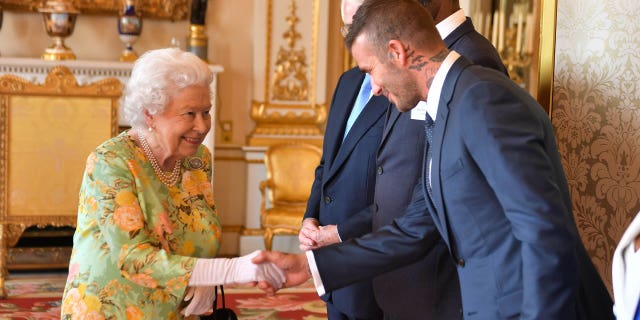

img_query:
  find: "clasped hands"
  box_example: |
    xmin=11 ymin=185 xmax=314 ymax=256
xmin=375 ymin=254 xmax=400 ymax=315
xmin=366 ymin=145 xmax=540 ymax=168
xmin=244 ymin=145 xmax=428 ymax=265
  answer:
xmin=252 ymin=219 xmax=341 ymax=295
xmin=183 ymin=219 xmax=341 ymax=315
xmin=182 ymin=250 xmax=286 ymax=316
xmin=298 ymin=218 xmax=341 ymax=251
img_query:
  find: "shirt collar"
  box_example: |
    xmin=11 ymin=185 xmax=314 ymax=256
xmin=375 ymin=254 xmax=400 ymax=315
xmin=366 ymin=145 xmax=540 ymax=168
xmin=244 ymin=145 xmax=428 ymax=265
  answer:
xmin=436 ymin=9 xmax=466 ymax=40
xmin=424 ymin=50 xmax=461 ymax=121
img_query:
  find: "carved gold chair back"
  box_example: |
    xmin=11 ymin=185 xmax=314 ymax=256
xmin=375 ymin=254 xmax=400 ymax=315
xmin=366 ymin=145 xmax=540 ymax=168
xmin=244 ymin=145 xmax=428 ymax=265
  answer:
xmin=0 ymin=66 xmax=121 ymax=297
xmin=259 ymin=143 xmax=321 ymax=251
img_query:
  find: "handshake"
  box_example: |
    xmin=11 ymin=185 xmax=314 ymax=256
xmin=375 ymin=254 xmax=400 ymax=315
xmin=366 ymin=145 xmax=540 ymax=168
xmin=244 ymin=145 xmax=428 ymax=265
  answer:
xmin=182 ymin=250 xmax=289 ymax=316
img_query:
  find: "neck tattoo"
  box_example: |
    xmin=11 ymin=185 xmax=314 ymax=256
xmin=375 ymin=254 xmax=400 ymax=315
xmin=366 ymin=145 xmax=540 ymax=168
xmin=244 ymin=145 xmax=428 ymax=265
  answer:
xmin=137 ymin=129 xmax=182 ymax=186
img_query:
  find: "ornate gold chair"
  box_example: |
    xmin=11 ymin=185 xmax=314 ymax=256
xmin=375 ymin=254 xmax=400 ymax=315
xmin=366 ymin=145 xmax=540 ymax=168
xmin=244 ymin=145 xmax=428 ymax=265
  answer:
xmin=0 ymin=66 xmax=121 ymax=297
xmin=259 ymin=143 xmax=321 ymax=251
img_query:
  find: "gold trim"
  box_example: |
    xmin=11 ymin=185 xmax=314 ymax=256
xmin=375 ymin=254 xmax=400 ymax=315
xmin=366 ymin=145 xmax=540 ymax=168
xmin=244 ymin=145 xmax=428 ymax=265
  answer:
xmin=0 ymin=0 xmax=189 ymax=20
xmin=249 ymin=100 xmax=326 ymax=137
xmin=242 ymin=228 xmax=265 ymax=236
xmin=214 ymin=156 xmax=246 ymax=162
xmin=220 ymin=225 xmax=244 ymax=233
xmin=247 ymin=136 xmax=323 ymax=148
xmin=311 ymin=0 xmax=319 ymax=107
xmin=265 ymin=0 xmax=273 ymax=103
xmin=537 ymin=0 xmax=557 ymax=116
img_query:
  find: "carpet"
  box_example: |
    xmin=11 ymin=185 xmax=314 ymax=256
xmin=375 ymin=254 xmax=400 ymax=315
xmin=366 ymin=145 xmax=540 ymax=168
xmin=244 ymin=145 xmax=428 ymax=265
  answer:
xmin=0 ymin=273 xmax=327 ymax=320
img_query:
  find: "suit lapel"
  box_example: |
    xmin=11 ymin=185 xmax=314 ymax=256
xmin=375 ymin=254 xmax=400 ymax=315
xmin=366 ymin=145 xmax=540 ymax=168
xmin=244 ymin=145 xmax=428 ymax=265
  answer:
xmin=327 ymin=95 xmax=387 ymax=180
xmin=430 ymin=57 xmax=472 ymax=249
xmin=379 ymin=105 xmax=400 ymax=150
xmin=323 ymin=72 xmax=364 ymax=170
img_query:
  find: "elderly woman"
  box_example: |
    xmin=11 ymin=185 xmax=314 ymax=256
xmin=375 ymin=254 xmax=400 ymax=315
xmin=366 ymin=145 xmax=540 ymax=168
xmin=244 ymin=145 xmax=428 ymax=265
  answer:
xmin=61 ymin=48 xmax=283 ymax=319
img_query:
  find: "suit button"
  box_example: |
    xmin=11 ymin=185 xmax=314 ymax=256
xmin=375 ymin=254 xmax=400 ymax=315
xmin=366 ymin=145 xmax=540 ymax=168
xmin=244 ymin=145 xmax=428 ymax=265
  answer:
xmin=324 ymin=196 xmax=332 ymax=204
xmin=377 ymin=166 xmax=383 ymax=175
xmin=457 ymin=258 xmax=465 ymax=267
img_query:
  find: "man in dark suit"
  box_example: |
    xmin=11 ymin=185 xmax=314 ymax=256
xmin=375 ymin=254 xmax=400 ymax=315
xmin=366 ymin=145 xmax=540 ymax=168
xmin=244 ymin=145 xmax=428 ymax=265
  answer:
xmin=257 ymin=0 xmax=613 ymax=319
xmin=297 ymin=0 xmax=385 ymax=317
xmin=303 ymin=1 xmax=507 ymax=319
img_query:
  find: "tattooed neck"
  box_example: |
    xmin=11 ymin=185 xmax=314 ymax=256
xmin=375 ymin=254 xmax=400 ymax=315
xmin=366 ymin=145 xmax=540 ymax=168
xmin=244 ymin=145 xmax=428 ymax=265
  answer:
xmin=425 ymin=49 xmax=449 ymax=90
xmin=430 ymin=48 xmax=449 ymax=62
xmin=405 ymin=44 xmax=427 ymax=71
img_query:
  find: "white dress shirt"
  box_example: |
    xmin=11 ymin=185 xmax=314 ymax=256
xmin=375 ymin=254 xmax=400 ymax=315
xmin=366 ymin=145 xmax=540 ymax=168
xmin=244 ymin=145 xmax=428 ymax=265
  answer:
xmin=613 ymin=212 xmax=640 ymax=319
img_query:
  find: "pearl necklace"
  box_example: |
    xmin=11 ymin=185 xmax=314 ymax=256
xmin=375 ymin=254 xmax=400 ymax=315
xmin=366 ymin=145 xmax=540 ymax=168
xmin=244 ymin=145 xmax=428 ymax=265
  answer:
xmin=137 ymin=129 xmax=182 ymax=186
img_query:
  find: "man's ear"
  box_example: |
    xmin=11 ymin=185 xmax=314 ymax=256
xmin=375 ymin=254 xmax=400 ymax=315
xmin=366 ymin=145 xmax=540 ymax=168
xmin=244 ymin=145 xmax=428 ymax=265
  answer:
xmin=387 ymin=40 xmax=406 ymax=66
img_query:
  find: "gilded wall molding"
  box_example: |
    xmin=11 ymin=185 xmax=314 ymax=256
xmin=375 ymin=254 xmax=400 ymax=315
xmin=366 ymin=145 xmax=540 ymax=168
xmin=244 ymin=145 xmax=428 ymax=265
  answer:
xmin=0 ymin=0 xmax=189 ymax=20
xmin=249 ymin=0 xmax=327 ymax=147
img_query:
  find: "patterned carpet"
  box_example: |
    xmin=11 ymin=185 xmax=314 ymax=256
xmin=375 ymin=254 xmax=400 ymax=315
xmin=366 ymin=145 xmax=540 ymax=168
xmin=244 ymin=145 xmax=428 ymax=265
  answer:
xmin=0 ymin=272 xmax=327 ymax=319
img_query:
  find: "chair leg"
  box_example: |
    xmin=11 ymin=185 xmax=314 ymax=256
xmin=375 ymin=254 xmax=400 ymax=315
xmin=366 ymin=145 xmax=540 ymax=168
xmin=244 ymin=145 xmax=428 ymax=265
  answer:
xmin=263 ymin=229 xmax=273 ymax=251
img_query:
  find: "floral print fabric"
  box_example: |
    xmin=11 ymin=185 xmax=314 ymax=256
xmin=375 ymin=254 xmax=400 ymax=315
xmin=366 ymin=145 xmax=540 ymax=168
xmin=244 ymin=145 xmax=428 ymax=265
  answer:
xmin=61 ymin=131 xmax=221 ymax=319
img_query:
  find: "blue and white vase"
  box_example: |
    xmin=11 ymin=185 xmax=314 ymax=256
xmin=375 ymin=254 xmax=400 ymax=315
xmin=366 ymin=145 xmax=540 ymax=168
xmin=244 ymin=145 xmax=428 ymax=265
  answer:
xmin=117 ymin=0 xmax=143 ymax=62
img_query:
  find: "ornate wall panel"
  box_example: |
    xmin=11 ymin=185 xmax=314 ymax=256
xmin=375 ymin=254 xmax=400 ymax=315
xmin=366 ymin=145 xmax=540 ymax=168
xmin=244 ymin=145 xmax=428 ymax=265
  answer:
xmin=553 ymin=0 xmax=640 ymax=294
xmin=249 ymin=0 xmax=328 ymax=147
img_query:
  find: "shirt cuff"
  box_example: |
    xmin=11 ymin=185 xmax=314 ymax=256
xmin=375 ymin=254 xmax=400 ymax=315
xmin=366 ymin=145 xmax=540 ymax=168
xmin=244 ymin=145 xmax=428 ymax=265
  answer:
xmin=305 ymin=250 xmax=326 ymax=296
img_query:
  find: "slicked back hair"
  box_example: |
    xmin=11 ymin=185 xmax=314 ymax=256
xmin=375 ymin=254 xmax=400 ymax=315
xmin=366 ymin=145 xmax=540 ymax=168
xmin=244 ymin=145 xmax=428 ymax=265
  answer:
xmin=344 ymin=0 xmax=443 ymax=60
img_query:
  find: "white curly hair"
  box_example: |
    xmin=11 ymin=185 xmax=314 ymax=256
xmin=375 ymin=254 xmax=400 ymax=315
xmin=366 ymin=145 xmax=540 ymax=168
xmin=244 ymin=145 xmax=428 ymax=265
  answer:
xmin=121 ymin=48 xmax=213 ymax=129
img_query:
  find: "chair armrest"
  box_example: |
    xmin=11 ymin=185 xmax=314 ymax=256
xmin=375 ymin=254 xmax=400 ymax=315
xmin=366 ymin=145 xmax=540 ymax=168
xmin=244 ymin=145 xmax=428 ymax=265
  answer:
xmin=259 ymin=179 xmax=271 ymax=219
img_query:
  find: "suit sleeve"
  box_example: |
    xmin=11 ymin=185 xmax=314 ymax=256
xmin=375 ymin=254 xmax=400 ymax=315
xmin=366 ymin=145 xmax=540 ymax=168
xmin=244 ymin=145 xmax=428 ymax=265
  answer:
xmin=337 ymin=204 xmax=374 ymax=239
xmin=303 ymin=159 xmax=324 ymax=221
xmin=460 ymin=79 xmax=577 ymax=319
xmin=313 ymin=181 xmax=440 ymax=292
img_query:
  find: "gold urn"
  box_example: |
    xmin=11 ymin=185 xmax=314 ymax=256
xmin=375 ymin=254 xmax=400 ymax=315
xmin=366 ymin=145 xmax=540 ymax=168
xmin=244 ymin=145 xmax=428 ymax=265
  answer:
xmin=39 ymin=0 xmax=79 ymax=60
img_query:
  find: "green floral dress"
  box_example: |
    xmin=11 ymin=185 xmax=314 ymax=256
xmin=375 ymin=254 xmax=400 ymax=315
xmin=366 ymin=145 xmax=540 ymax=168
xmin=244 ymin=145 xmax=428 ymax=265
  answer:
xmin=61 ymin=131 xmax=221 ymax=320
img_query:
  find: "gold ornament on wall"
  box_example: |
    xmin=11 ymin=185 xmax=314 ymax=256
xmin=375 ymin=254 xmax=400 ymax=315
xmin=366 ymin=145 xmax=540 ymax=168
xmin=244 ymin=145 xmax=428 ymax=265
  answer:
xmin=271 ymin=0 xmax=309 ymax=101
xmin=248 ymin=0 xmax=326 ymax=147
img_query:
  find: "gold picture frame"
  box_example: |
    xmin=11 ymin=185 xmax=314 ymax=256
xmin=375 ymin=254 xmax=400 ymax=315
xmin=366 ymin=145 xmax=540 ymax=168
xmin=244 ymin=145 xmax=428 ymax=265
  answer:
xmin=536 ymin=0 xmax=557 ymax=116
xmin=0 ymin=0 xmax=189 ymax=20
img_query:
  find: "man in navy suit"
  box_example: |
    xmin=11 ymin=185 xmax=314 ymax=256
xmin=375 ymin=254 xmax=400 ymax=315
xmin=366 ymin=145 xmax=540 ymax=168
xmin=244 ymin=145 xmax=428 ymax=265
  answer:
xmin=257 ymin=0 xmax=613 ymax=319
xmin=303 ymin=0 xmax=506 ymax=319
xmin=297 ymin=0 xmax=386 ymax=317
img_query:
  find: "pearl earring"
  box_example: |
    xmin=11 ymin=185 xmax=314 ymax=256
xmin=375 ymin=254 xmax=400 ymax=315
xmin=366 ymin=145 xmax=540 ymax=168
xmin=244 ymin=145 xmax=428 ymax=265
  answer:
xmin=148 ymin=126 xmax=154 ymax=132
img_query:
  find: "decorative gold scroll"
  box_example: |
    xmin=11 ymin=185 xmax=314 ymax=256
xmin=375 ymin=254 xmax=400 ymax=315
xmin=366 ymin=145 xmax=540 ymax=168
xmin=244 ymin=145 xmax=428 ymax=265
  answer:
xmin=0 ymin=0 xmax=189 ymax=20
xmin=271 ymin=0 xmax=309 ymax=101
xmin=248 ymin=0 xmax=325 ymax=147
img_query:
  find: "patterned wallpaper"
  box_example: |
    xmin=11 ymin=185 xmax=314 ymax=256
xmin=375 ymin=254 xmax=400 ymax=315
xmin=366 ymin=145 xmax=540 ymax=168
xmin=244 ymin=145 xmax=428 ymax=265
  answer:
xmin=553 ymin=0 xmax=640 ymax=294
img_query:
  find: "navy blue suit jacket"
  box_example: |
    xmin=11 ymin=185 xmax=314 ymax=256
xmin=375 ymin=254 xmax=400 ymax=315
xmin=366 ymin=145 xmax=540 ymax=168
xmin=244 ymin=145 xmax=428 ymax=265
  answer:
xmin=338 ymin=17 xmax=507 ymax=319
xmin=304 ymin=67 xmax=386 ymax=318
xmin=313 ymin=57 xmax=612 ymax=319
xmin=446 ymin=18 xmax=508 ymax=76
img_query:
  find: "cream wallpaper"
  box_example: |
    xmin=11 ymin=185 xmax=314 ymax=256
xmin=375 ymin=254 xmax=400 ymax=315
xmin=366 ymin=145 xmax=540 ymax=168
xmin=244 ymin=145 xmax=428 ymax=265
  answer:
xmin=553 ymin=0 xmax=640 ymax=294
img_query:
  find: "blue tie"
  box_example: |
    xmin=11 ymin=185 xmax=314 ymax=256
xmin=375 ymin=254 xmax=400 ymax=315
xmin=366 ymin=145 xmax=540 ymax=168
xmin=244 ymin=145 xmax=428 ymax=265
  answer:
xmin=635 ymin=297 xmax=640 ymax=320
xmin=344 ymin=74 xmax=371 ymax=140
